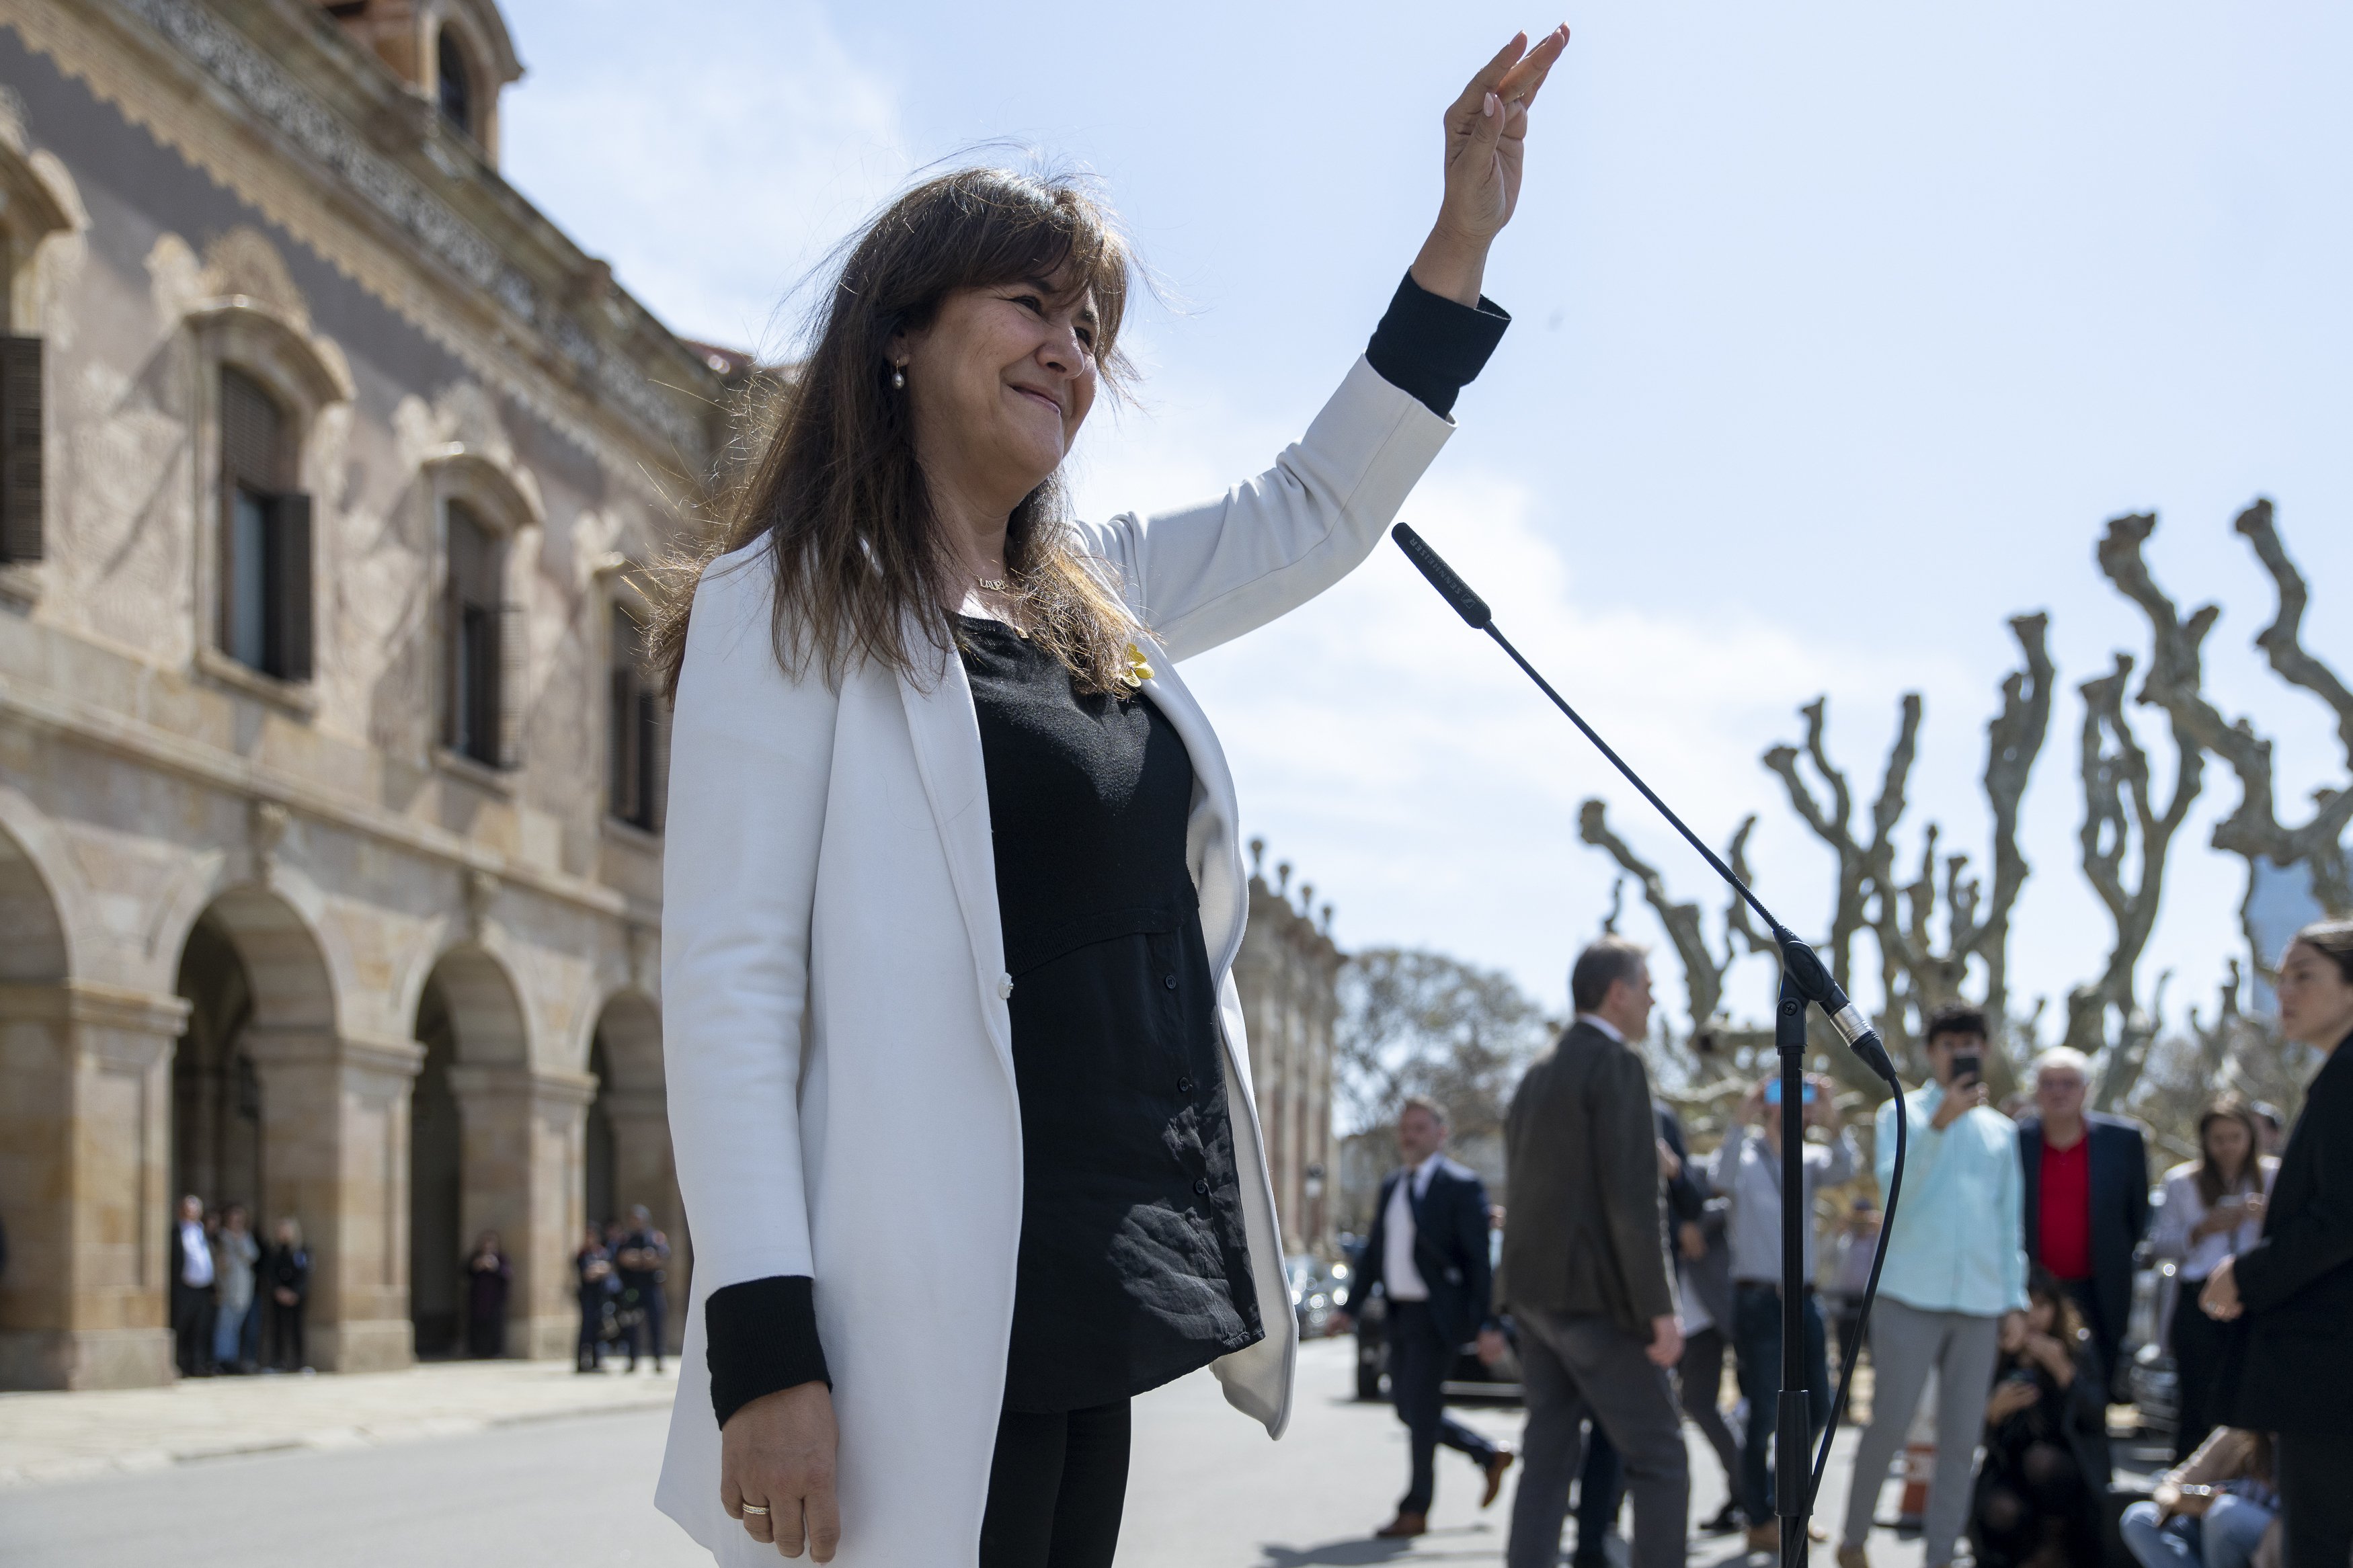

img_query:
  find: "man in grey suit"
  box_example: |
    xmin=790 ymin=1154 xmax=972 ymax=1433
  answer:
xmin=1499 ymin=937 xmax=1689 ymax=1568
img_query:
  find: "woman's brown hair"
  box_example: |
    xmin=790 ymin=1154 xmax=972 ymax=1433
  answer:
xmin=2193 ymin=1095 xmax=2264 ymax=1209
xmin=653 ymin=167 xmax=1142 ymax=698
xmin=2024 ymin=1266 xmax=2087 ymax=1350
xmin=2289 ymin=918 xmax=2353 ymax=987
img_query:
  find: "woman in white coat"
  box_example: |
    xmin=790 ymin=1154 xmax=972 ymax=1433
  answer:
xmin=651 ymin=27 xmax=1567 ymax=1567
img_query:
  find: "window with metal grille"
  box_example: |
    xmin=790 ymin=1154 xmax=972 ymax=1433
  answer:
xmin=217 ymin=367 xmax=313 ymax=680
xmin=607 ymin=604 xmax=665 ymax=831
xmin=436 ymin=30 xmax=472 ymax=137
xmin=442 ymin=501 xmax=513 ymax=767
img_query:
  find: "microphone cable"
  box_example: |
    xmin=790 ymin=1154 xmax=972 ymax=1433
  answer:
xmin=1390 ymin=520 xmax=1911 ymax=1524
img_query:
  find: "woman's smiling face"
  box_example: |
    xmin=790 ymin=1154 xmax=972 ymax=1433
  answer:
xmin=895 ymin=267 xmax=1100 ymax=513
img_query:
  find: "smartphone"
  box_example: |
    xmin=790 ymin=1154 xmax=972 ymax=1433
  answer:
xmin=1763 ymin=1081 xmax=1819 ymax=1106
xmin=1950 ymin=1052 xmax=1982 ymax=1087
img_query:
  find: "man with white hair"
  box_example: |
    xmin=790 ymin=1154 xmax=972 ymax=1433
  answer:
xmin=2017 ymin=1044 xmax=2149 ymax=1388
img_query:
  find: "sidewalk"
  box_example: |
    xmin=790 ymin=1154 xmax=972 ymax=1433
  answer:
xmin=0 ymin=1358 xmax=678 ymax=1488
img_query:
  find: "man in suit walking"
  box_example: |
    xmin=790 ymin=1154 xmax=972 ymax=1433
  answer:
xmin=2017 ymin=1046 xmax=2149 ymax=1389
xmin=1337 ymin=1094 xmax=1513 ymax=1539
xmin=1500 ymin=937 xmax=1689 ymax=1568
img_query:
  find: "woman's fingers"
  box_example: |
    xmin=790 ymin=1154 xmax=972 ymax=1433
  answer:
xmin=1497 ymin=24 xmax=1570 ymax=113
xmin=804 ymin=1484 xmax=844 ymax=1563
xmin=1449 ymin=32 xmax=1529 ymax=129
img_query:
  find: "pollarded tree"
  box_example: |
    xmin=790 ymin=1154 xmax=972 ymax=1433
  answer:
xmin=1763 ymin=613 xmax=2053 ymax=1080
xmin=2061 ymin=650 xmax=2203 ymax=1108
xmin=2099 ymin=501 xmax=2353 ymax=960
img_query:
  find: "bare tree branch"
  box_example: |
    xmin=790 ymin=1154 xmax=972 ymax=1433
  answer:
xmin=2098 ymin=503 xmax=2353 ymax=959
xmin=2064 ymin=652 xmax=2205 ymax=1108
xmin=1577 ymin=799 xmax=1755 ymax=1047
xmin=1764 ymin=695 xmax=1918 ymax=992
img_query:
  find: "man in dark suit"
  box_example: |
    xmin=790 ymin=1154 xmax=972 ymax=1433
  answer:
xmin=1500 ymin=938 xmax=1688 ymax=1568
xmin=2017 ymin=1046 xmax=2149 ymax=1387
xmin=1336 ymin=1094 xmax=1511 ymax=1539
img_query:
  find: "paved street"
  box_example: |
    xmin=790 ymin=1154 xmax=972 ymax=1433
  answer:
xmin=0 ymin=1337 xmax=1977 ymax=1567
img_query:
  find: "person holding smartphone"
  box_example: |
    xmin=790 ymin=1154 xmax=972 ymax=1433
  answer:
xmin=1837 ymin=1003 xmax=2030 ymax=1568
xmin=1708 ymin=1072 xmax=1856 ymax=1554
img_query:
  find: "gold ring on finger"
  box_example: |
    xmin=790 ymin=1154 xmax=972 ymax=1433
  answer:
xmin=742 ymin=1504 xmax=770 ymax=1518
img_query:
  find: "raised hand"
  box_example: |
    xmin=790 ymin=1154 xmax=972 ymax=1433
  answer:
xmin=1413 ymin=26 xmax=1571 ymax=306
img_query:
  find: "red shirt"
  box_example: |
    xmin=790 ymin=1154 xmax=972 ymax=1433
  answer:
xmin=2038 ymin=1134 xmax=2093 ymax=1281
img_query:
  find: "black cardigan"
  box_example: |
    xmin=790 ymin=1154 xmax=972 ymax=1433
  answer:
xmin=2223 ymin=1036 xmax=2353 ymax=1437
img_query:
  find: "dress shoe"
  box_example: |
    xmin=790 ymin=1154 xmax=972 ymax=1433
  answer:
xmin=1701 ymin=1499 xmax=1745 ymax=1534
xmin=1374 ymin=1512 xmax=1428 ymax=1538
xmin=1746 ymin=1523 xmax=1780 ymax=1554
xmin=1836 ymin=1545 xmax=1872 ymax=1568
xmin=1480 ymin=1448 xmax=1516 ymax=1509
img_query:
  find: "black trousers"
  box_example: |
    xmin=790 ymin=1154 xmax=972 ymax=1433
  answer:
xmin=1389 ymin=1300 xmax=1498 ymax=1514
xmin=2057 ymin=1276 xmax=2120 ymax=1391
xmin=979 ymin=1401 xmax=1131 ymax=1568
xmin=2166 ymin=1282 xmax=2233 ymax=1462
xmin=624 ymin=1280 xmax=666 ymax=1368
xmin=171 ymin=1281 xmax=215 ymax=1375
xmin=2278 ymin=1431 xmax=2353 ymax=1568
xmin=264 ymin=1298 xmax=305 ymax=1370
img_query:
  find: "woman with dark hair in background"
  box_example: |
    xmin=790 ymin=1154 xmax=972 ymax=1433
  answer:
xmin=2152 ymin=1096 xmax=2275 ymax=1460
xmin=465 ymin=1230 xmax=511 ymax=1360
xmin=649 ymin=26 xmax=1567 ymax=1568
xmin=2202 ymin=919 xmax=2353 ymax=1568
xmin=1968 ymin=1268 xmax=2111 ymax=1568
xmin=262 ymin=1217 xmax=309 ymax=1372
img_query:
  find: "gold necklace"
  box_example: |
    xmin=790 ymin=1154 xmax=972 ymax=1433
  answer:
xmin=977 ymin=577 xmax=1010 ymax=592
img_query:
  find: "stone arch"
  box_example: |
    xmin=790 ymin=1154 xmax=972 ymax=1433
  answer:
xmin=585 ymin=988 xmax=682 ymax=1356
xmin=167 ymin=880 xmax=344 ymax=1374
xmin=410 ymin=941 xmax=582 ymax=1360
xmin=0 ymin=817 xmax=79 ymax=1387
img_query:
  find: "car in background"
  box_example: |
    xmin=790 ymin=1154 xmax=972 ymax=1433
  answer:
xmin=1286 ymin=1253 xmax=1349 ymax=1341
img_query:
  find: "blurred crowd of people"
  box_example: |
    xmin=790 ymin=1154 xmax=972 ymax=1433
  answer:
xmin=1336 ymin=918 xmax=2353 ymax=1568
xmin=169 ymin=1196 xmax=310 ymax=1377
xmin=573 ymin=1206 xmax=672 ymax=1374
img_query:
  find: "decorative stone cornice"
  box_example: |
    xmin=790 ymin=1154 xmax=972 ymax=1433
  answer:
xmin=107 ymin=0 xmax=703 ymax=456
xmin=0 ymin=979 xmax=191 ymax=1036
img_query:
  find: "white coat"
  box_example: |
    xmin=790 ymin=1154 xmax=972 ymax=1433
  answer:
xmin=654 ymin=356 xmax=1457 ymax=1565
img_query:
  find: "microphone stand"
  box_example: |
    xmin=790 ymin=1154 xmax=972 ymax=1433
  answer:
xmin=1390 ymin=523 xmax=1911 ymax=1568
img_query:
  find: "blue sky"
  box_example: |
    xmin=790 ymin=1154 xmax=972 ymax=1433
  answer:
xmin=499 ymin=1 xmax=2353 ymax=1079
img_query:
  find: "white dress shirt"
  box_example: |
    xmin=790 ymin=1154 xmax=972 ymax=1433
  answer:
xmin=178 ymin=1220 xmax=214 ymax=1288
xmin=1574 ymin=1012 xmax=1626 ymax=1043
xmin=2152 ymin=1157 xmax=2278 ymax=1280
xmin=1383 ymin=1153 xmax=1446 ymax=1302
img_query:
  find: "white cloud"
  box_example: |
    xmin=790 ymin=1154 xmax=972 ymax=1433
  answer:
xmin=498 ymin=1 xmax=911 ymax=352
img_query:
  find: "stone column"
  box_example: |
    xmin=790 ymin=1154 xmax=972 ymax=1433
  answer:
xmin=447 ymin=1064 xmax=596 ymax=1360
xmin=604 ymin=1086 xmax=686 ymax=1354
xmin=244 ymin=1027 xmax=424 ymax=1372
xmin=0 ymin=981 xmax=188 ymax=1390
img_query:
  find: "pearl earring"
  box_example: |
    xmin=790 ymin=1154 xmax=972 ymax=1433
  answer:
xmin=890 ymin=364 xmax=906 ymax=390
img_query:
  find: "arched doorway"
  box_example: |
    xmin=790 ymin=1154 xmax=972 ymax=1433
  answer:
xmin=171 ymin=915 xmax=264 ymax=1224
xmin=0 ymin=821 xmax=77 ymax=1388
xmin=584 ymin=1034 xmax=617 ymax=1234
xmin=408 ymin=946 xmax=530 ymax=1360
xmin=585 ymin=991 xmax=682 ymax=1353
xmin=409 ymin=977 xmax=463 ymax=1358
xmin=163 ymin=884 xmax=342 ymax=1374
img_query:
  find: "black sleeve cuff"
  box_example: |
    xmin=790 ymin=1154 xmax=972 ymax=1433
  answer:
xmin=706 ymin=1274 xmax=830 ymax=1429
xmin=1365 ymin=272 xmax=1511 ymax=419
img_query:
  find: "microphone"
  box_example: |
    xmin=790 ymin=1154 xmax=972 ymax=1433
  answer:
xmin=1391 ymin=519 xmax=1909 ymax=1563
xmin=1390 ymin=526 xmax=1896 ymax=1081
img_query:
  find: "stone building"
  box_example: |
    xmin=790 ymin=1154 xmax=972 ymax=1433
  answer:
xmin=0 ymin=0 xmax=1358 ymax=1394
xmin=1234 ymin=840 xmax=1343 ymax=1257
xmin=0 ymin=0 xmax=718 ymax=1389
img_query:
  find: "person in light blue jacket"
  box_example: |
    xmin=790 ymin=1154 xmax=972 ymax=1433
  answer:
xmin=1836 ymin=1003 xmax=2029 ymax=1568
